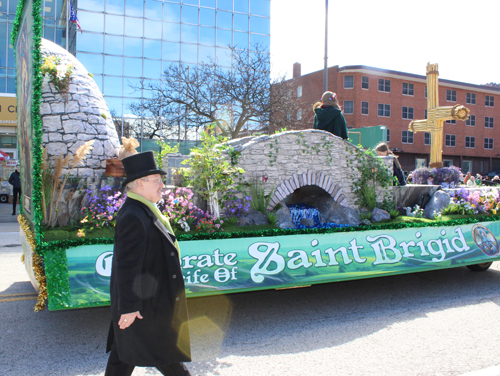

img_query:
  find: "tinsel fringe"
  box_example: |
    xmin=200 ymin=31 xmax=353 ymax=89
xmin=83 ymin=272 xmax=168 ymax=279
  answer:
xmin=18 ymin=214 xmax=47 ymax=311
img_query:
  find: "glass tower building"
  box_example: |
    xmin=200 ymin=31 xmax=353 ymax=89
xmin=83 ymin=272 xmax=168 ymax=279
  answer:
xmin=0 ymin=0 xmax=271 ymax=143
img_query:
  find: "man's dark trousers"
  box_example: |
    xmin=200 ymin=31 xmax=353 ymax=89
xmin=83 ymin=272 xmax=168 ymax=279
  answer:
xmin=12 ymin=187 xmax=21 ymax=215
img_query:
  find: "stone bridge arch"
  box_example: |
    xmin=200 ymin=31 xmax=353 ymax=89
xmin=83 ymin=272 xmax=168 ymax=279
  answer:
xmin=224 ymin=130 xmax=392 ymax=210
xmin=268 ymin=169 xmax=347 ymax=209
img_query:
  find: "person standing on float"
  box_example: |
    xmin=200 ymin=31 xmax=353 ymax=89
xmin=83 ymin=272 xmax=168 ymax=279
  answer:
xmin=313 ymin=91 xmax=348 ymax=140
xmin=105 ymin=151 xmax=191 ymax=376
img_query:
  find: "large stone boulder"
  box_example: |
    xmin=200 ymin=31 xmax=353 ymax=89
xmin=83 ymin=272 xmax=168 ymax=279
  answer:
xmin=424 ymin=190 xmax=451 ymax=219
xmin=370 ymin=207 xmax=391 ymax=222
xmin=324 ymin=203 xmax=361 ymax=226
xmin=238 ymin=209 xmax=268 ymax=226
xmin=275 ymin=205 xmax=295 ymax=229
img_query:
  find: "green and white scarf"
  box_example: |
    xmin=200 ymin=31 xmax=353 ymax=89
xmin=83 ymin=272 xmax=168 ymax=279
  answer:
xmin=127 ymin=191 xmax=180 ymax=254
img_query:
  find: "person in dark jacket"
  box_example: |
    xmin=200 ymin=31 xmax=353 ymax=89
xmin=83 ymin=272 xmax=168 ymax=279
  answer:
xmin=374 ymin=142 xmax=406 ymax=186
xmin=313 ymin=91 xmax=348 ymax=140
xmin=8 ymin=164 xmax=21 ymax=215
xmin=105 ymin=151 xmax=191 ymax=376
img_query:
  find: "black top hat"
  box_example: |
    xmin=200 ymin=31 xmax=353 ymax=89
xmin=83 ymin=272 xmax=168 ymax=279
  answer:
xmin=121 ymin=151 xmax=166 ymax=187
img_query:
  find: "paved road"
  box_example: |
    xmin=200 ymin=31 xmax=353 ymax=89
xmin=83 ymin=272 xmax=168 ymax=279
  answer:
xmin=2 ymin=221 xmax=500 ymax=376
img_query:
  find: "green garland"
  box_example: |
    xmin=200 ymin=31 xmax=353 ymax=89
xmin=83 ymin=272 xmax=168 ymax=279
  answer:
xmin=174 ymin=214 xmax=500 ymax=241
xmin=31 ymin=0 xmax=44 ymax=246
xmin=11 ymin=0 xmax=45 ymax=246
xmin=38 ymin=215 xmax=500 ymax=254
xmin=44 ymin=247 xmax=71 ymax=310
xmin=37 ymin=237 xmax=115 ymax=256
xmin=10 ymin=0 xmax=26 ymax=45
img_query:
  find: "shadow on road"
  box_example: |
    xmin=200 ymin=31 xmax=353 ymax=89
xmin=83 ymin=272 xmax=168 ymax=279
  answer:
xmin=2 ymin=265 xmax=500 ymax=375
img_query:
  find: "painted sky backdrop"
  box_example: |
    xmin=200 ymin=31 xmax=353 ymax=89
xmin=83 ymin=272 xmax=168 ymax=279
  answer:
xmin=270 ymin=0 xmax=500 ymax=86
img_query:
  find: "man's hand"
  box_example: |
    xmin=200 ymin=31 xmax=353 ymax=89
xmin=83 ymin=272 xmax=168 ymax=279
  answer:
xmin=118 ymin=311 xmax=143 ymax=329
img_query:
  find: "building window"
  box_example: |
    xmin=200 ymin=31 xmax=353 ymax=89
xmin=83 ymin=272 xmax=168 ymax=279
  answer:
xmin=361 ymin=101 xmax=369 ymax=115
xmin=297 ymin=86 xmax=302 ymax=98
xmin=0 ymin=135 xmax=17 ymax=148
xmin=485 ymin=95 xmax=495 ymax=107
xmin=286 ymin=111 xmax=291 ymax=122
xmin=297 ymin=109 xmax=302 ymax=121
xmin=445 ymin=134 xmax=456 ymax=147
xmin=465 ymin=136 xmax=475 ymax=148
xmin=344 ymin=75 xmax=354 ymax=89
xmin=416 ymin=158 xmax=427 ymax=169
xmin=344 ymin=101 xmax=354 ymax=114
xmin=386 ymin=129 xmax=390 ymax=142
xmin=402 ymin=82 xmax=414 ymax=96
xmin=402 ymin=106 xmax=414 ymax=119
xmin=466 ymin=92 xmax=476 ymax=105
xmin=424 ymin=132 xmax=431 ymax=145
xmin=424 ymin=109 xmax=427 ymax=119
xmin=484 ymin=138 xmax=494 ymax=149
xmin=361 ymin=76 xmax=369 ymax=89
xmin=462 ymin=160 xmax=471 ymax=173
xmin=402 ymin=130 xmax=413 ymax=144
xmin=377 ymin=103 xmax=390 ymax=117
xmin=485 ymin=116 xmax=494 ymax=128
xmin=378 ymin=79 xmax=390 ymax=92
xmin=445 ymin=119 xmax=456 ymax=124
xmin=446 ymin=89 xmax=457 ymax=101
xmin=425 ymin=86 xmax=427 ymax=98
xmin=443 ymin=160 xmax=454 ymax=168
xmin=466 ymin=114 xmax=476 ymax=126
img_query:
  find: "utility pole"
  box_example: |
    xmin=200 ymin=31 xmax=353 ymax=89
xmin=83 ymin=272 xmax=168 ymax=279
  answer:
xmin=323 ymin=0 xmax=328 ymax=92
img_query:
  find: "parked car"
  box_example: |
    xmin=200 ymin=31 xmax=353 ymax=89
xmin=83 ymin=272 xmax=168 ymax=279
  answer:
xmin=0 ymin=181 xmax=12 ymax=203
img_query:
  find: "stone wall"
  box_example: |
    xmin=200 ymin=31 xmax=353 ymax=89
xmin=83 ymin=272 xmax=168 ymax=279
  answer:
xmin=224 ymin=130 xmax=393 ymax=210
xmin=40 ymin=39 xmax=120 ymax=177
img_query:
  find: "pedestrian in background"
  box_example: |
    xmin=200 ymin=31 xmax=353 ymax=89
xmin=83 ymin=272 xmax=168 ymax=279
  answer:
xmin=105 ymin=151 xmax=191 ymax=376
xmin=374 ymin=142 xmax=406 ymax=186
xmin=313 ymin=91 xmax=348 ymax=140
xmin=8 ymin=164 xmax=21 ymax=215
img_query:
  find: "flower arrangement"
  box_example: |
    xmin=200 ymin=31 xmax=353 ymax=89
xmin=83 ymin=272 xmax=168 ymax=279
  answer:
xmin=41 ymin=55 xmax=73 ymax=93
xmin=411 ymin=166 xmax=461 ymax=186
xmin=79 ymin=187 xmax=126 ymax=234
xmin=222 ymin=190 xmax=251 ymax=218
xmin=405 ymin=205 xmax=424 ymax=218
xmin=195 ymin=213 xmax=224 ymax=233
xmin=157 ymin=187 xmax=204 ymax=232
xmin=442 ymin=188 xmax=500 ymax=215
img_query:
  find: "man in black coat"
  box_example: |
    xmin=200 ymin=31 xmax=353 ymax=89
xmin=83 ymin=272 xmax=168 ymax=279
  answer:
xmin=8 ymin=164 xmax=21 ymax=215
xmin=105 ymin=151 xmax=191 ymax=376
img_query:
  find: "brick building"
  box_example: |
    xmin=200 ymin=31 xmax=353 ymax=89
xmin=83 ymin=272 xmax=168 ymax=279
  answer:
xmin=287 ymin=63 xmax=500 ymax=175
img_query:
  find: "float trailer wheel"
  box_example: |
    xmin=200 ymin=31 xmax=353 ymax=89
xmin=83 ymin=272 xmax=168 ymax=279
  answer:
xmin=466 ymin=262 xmax=493 ymax=272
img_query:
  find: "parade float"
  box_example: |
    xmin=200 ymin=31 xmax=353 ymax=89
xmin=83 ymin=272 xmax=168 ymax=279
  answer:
xmin=13 ymin=0 xmax=500 ymax=312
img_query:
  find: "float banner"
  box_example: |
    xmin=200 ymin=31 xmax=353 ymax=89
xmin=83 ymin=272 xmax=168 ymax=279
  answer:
xmin=59 ymin=221 xmax=500 ymax=310
xmin=15 ymin=0 xmax=34 ymax=221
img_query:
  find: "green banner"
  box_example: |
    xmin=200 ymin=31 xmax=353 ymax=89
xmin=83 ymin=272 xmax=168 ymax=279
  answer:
xmin=58 ymin=221 xmax=500 ymax=310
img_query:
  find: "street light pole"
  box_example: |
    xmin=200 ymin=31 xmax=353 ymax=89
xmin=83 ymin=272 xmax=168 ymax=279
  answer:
xmin=323 ymin=0 xmax=328 ymax=93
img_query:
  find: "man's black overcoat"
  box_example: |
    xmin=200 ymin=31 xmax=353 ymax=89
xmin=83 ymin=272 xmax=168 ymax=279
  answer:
xmin=106 ymin=197 xmax=191 ymax=366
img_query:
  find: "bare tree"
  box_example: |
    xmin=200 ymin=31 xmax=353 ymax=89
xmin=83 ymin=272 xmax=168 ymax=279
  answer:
xmin=129 ymin=44 xmax=303 ymax=139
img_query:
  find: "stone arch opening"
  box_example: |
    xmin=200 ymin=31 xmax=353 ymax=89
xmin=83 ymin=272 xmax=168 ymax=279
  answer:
xmin=267 ymin=169 xmax=347 ymax=210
